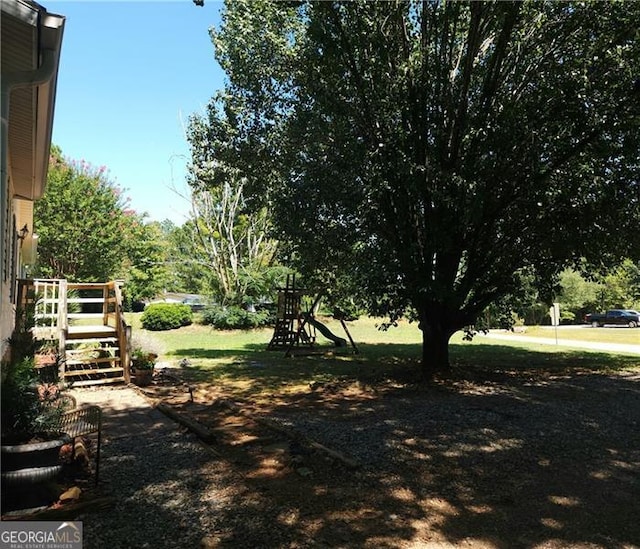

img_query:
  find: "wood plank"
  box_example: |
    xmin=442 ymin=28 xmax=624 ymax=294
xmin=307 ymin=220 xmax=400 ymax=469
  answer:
xmin=64 ymin=367 xmax=123 ymax=376
xmin=1 ymin=497 xmax=116 ymax=521
xmin=68 ymin=377 xmax=125 ymax=387
xmin=67 ymin=283 xmax=110 ymax=290
xmin=66 ymin=348 xmax=118 ymax=356
xmin=67 ymin=326 xmax=117 ymax=339
xmin=65 ymin=358 xmax=120 ymax=368
xmin=156 ymin=403 xmax=216 ymax=443
xmin=66 ymin=340 xmax=119 ymax=348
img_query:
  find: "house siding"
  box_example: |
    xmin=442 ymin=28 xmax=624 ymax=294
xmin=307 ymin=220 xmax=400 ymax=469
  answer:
xmin=0 ymin=179 xmax=17 ymax=362
xmin=1 ymin=1 xmax=65 ymax=362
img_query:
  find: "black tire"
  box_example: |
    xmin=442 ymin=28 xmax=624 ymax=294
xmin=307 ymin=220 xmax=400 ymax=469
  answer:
xmin=628 ymin=321 xmax=637 ymax=328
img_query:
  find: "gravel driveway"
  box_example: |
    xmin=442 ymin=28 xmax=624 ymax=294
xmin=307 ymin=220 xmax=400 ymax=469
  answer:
xmin=267 ymin=369 xmax=640 ymax=547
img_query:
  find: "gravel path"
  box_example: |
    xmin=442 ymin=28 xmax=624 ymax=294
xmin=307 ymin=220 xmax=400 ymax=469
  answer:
xmin=267 ymin=370 xmax=640 ymax=547
xmin=271 ymin=372 xmax=640 ymax=470
xmin=70 ymin=388 xmax=237 ymax=548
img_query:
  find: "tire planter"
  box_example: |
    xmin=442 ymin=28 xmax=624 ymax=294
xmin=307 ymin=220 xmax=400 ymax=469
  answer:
xmin=1 ymin=435 xmax=71 ymax=475
xmin=1 ymin=434 xmax=71 ymax=511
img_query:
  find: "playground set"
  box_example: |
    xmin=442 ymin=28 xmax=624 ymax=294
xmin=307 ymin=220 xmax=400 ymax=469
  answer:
xmin=267 ymin=275 xmax=358 ymax=357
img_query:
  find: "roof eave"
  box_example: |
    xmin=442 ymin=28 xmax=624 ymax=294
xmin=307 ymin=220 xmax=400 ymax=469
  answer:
xmin=2 ymin=0 xmax=65 ymax=201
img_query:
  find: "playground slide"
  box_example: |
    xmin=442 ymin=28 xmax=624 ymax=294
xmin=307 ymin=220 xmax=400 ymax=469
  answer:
xmin=307 ymin=317 xmax=347 ymax=347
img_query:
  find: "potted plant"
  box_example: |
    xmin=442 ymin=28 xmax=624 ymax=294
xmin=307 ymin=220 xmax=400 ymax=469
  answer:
xmin=130 ymin=331 xmax=161 ymax=387
xmin=1 ymin=355 xmax=73 ymax=511
xmin=131 ymin=349 xmax=157 ymax=387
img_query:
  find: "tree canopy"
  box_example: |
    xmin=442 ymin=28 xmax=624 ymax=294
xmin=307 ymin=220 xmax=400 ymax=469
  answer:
xmin=203 ymin=0 xmax=640 ymax=377
xmin=36 ymin=146 xmax=169 ymax=306
xmin=35 ymin=146 xmax=134 ymax=282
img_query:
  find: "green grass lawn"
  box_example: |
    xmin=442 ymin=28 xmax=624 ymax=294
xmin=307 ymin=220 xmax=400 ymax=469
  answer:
xmin=127 ymin=315 xmax=639 ymax=400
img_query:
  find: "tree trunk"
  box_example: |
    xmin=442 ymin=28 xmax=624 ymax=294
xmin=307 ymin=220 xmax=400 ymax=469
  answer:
xmin=419 ymin=307 xmax=456 ymax=380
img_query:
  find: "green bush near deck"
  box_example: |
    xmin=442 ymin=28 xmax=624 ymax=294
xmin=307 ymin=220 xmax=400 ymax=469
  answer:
xmin=141 ymin=303 xmax=193 ymax=331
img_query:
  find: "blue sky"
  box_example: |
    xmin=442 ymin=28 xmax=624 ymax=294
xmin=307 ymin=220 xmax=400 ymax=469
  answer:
xmin=49 ymin=1 xmax=225 ymax=224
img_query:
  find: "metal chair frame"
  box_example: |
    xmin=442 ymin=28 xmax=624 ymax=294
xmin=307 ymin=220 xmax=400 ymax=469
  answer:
xmin=58 ymin=405 xmax=102 ymax=486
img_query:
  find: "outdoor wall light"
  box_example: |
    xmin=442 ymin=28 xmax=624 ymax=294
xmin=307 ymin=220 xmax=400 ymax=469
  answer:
xmin=16 ymin=224 xmax=29 ymax=242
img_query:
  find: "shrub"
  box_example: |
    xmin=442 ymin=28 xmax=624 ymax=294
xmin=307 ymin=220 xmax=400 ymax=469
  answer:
xmin=1 ymin=357 xmax=68 ymax=442
xmin=141 ymin=303 xmax=192 ymax=331
xmin=200 ymin=304 xmax=271 ymax=330
xmin=254 ymin=302 xmax=277 ymax=325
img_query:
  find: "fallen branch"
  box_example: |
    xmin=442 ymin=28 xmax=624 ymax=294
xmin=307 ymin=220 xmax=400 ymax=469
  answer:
xmin=156 ymin=402 xmax=216 ymax=444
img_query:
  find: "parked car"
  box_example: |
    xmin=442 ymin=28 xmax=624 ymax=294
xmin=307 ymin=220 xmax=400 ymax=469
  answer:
xmin=145 ymin=294 xmax=206 ymax=312
xmin=181 ymin=296 xmax=206 ymax=312
xmin=584 ymin=309 xmax=640 ymax=328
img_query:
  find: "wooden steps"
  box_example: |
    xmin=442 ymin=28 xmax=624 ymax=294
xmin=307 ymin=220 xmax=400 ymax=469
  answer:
xmin=63 ymin=325 xmax=125 ymax=386
xmin=18 ymin=279 xmax=131 ymax=387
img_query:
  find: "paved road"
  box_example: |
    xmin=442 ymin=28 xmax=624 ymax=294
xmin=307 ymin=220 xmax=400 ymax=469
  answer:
xmin=479 ymin=330 xmax=640 ymax=355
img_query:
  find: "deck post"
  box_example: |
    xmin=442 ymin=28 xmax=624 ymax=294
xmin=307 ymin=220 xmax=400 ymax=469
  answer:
xmin=102 ymin=283 xmax=109 ymax=326
xmin=58 ymin=279 xmax=67 ymax=381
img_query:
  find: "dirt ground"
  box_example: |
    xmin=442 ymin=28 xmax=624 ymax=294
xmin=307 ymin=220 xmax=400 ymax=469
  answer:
xmin=129 ymin=365 xmax=640 ymax=549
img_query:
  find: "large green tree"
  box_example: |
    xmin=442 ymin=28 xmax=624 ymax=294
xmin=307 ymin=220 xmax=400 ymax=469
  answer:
xmin=206 ymin=0 xmax=640 ymax=377
xmin=158 ymin=220 xmax=213 ymax=295
xmin=35 ymin=147 xmax=133 ymax=282
xmin=120 ymin=219 xmax=171 ymax=309
xmin=595 ymin=259 xmax=640 ymax=311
